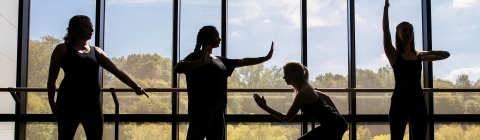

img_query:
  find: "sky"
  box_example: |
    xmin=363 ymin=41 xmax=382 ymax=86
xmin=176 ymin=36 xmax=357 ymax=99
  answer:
xmin=12 ymin=0 xmax=480 ymax=84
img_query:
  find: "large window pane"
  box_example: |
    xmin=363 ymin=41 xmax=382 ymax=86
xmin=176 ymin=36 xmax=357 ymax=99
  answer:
xmin=104 ymin=0 xmax=173 ymax=114
xmin=432 ymin=0 xmax=480 ymax=114
xmin=0 ymin=0 xmax=18 ymax=116
xmin=355 ymin=0 xmax=422 ymax=114
xmin=178 ymin=0 xmax=222 ymax=114
xmin=28 ymin=0 xmax=95 ymax=114
xmin=307 ymin=0 xmax=348 ymax=114
xmin=226 ymin=0 xmax=300 ymax=115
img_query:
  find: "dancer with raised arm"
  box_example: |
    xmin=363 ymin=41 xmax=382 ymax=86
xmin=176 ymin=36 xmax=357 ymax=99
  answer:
xmin=383 ymin=1 xmax=450 ymax=139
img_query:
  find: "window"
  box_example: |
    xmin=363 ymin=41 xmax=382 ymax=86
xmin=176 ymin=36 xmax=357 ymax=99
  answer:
xmin=27 ymin=0 xmax=95 ymax=138
xmin=355 ymin=0 xmax=422 ymax=114
xmin=432 ymin=0 xmax=480 ymax=114
xmin=103 ymin=0 xmax=173 ymax=114
xmin=307 ymin=0 xmax=348 ymax=114
xmin=226 ymin=0 xmax=301 ymax=115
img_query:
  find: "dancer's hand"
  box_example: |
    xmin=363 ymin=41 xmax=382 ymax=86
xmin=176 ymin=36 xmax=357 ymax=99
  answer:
xmin=253 ymin=93 xmax=267 ymax=108
xmin=200 ymin=45 xmax=212 ymax=65
xmin=265 ymin=41 xmax=274 ymax=60
xmin=49 ymin=103 xmax=61 ymax=121
xmin=135 ymin=86 xmax=149 ymax=98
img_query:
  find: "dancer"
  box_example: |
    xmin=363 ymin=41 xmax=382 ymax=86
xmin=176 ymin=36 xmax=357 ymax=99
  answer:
xmin=47 ymin=15 xmax=149 ymax=140
xmin=383 ymin=0 xmax=450 ymax=139
xmin=174 ymin=25 xmax=274 ymax=140
xmin=253 ymin=61 xmax=347 ymax=140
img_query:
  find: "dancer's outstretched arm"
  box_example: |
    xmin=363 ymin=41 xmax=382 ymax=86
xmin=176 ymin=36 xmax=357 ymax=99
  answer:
xmin=417 ymin=50 xmax=450 ymax=61
xmin=235 ymin=41 xmax=274 ymax=68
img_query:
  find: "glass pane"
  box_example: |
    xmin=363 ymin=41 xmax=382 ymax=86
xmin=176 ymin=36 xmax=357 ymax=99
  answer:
xmin=434 ymin=122 xmax=480 ymax=140
xmin=28 ymin=0 xmax=96 ymax=114
xmin=119 ymin=122 xmax=172 ymax=139
xmin=26 ymin=122 xmax=113 ymax=140
xmin=103 ymin=92 xmax=171 ymax=114
xmin=27 ymin=122 xmax=171 ymax=140
xmin=104 ymin=0 xmax=173 ymax=114
xmin=226 ymin=0 xmax=300 ymax=114
xmin=227 ymin=122 xmax=301 ymax=140
xmin=27 ymin=92 xmax=51 ymax=114
xmin=0 ymin=0 xmax=18 ymax=114
xmin=307 ymin=1 xmax=348 ymax=114
xmin=432 ymin=0 xmax=480 ymax=114
xmin=357 ymin=122 xmax=410 ymax=140
xmin=180 ymin=122 xmax=302 ymax=140
xmin=355 ymin=0 xmax=422 ymax=114
xmin=178 ymin=0 xmax=222 ymax=114
xmin=357 ymin=92 xmax=392 ymax=114
xmin=0 ymin=122 xmax=14 ymax=140
xmin=179 ymin=123 xmax=189 ymax=140
xmin=434 ymin=92 xmax=480 ymax=114
xmin=179 ymin=92 xmax=188 ymax=114
xmin=228 ymin=92 xmax=297 ymax=114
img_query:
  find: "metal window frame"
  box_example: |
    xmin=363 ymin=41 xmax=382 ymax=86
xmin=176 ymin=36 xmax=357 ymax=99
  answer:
xmin=15 ymin=0 xmax=30 ymax=139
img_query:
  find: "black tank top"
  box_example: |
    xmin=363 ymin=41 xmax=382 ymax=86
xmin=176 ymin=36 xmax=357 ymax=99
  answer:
xmin=300 ymin=85 xmax=346 ymax=126
xmin=58 ymin=44 xmax=100 ymax=101
xmin=392 ymin=52 xmax=422 ymax=93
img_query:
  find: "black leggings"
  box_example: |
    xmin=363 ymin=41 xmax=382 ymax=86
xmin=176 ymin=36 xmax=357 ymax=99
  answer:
xmin=57 ymin=103 xmax=103 ymax=140
xmin=187 ymin=105 xmax=225 ymax=140
xmin=389 ymin=94 xmax=427 ymax=140
xmin=297 ymin=125 xmax=346 ymax=140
